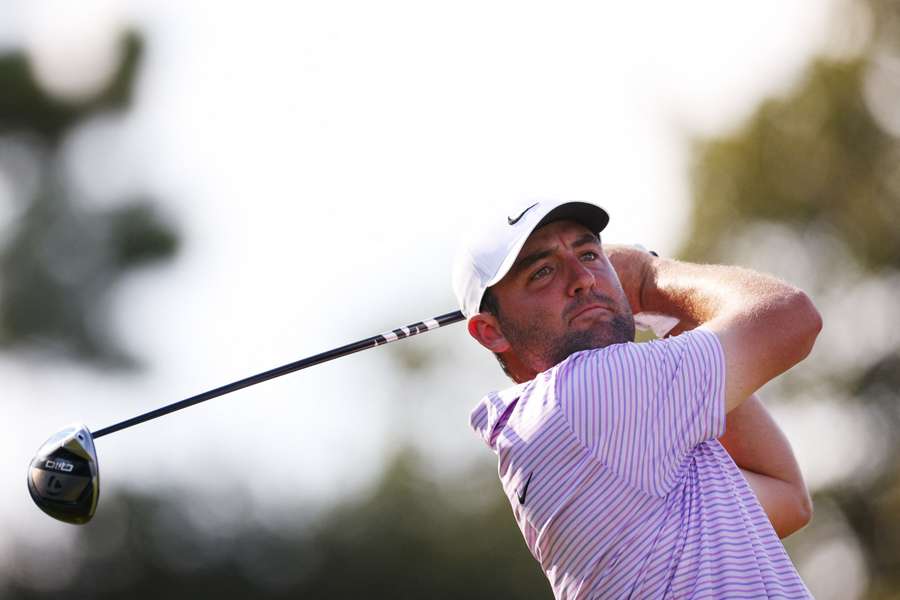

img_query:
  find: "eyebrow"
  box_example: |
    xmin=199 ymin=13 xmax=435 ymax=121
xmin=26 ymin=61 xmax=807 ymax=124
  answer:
xmin=511 ymin=232 xmax=602 ymax=275
xmin=573 ymin=232 xmax=601 ymax=248
xmin=511 ymin=248 xmax=554 ymax=275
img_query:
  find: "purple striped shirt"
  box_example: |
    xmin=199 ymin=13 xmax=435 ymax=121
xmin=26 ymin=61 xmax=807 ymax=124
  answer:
xmin=470 ymin=329 xmax=812 ymax=599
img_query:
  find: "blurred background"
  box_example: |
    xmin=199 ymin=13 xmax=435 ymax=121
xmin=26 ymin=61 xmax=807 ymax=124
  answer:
xmin=1 ymin=0 xmax=898 ymax=598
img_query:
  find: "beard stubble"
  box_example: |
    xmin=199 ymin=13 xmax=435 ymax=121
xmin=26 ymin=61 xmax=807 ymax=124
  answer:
xmin=498 ymin=294 xmax=637 ymax=370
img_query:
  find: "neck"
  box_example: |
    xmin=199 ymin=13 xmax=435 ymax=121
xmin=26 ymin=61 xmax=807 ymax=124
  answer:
xmin=502 ymin=352 xmax=538 ymax=384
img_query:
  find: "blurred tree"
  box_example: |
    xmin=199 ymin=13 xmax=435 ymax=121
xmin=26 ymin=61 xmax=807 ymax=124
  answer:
xmin=10 ymin=0 xmax=900 ymax=597
xmin=682 ymin=60 xmax=899 ymax=272
xmin=0 ymin=23 xmax=547 ymax=600
xmin=4 ymin=451 xmax=548 ymax=599
xmin=681 ymin=0 xmax=900 ymax=596
xmin=0 ymin=32 xmax=178 ymax=366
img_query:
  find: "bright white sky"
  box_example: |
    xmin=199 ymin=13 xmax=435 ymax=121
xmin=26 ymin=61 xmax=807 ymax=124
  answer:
xmin=0 ymin=0 xmax=862 ymax=587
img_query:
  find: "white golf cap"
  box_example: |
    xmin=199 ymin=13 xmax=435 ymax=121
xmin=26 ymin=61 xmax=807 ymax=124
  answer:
xmin=452 ymin=199 xmax=609 ymax=318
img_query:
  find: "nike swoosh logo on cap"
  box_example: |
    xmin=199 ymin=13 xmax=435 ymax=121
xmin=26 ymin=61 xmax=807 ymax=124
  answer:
xmin=507 ymin=203 xmax=538 ymax=226
xmin=517 ymin=471 xmax=533 ymax=505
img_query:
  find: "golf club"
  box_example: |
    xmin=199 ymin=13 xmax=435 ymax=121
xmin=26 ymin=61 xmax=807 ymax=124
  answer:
xmin=28 ymin=310 xmax=465 ymax=524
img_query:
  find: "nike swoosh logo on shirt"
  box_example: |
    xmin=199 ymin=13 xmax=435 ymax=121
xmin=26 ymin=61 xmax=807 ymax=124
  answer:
xmin=507 ymin=203 xmax=538 ymax=226
xmin=517 ymin=471 xmax=534 ymax=505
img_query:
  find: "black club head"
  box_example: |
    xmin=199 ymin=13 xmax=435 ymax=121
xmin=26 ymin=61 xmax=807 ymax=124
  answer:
xmin=27 ymin=424 xmax=100 ymax=525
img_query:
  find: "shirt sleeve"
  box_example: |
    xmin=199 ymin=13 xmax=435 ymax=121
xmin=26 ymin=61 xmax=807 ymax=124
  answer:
xmin=556 ymin=329 xmax=726 ymax=496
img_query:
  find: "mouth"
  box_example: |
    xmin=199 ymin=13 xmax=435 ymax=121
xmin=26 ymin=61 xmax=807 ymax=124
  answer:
xmin=569 ymin=304 xmax=611 ymax=324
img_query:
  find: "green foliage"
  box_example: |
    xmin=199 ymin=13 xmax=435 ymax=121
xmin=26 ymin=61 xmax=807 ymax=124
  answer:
xmin=0 ymin=32 xmax=178 ymax=365
xmin=6 ymin=451 xmax=548 ymax=599
xmin=684 ymin=59 xmax=900 ymax=272
xmin=0 ymin=33 xmax=142 ymax=143
xmin=108 ymin=202 xmax=179 ymax=268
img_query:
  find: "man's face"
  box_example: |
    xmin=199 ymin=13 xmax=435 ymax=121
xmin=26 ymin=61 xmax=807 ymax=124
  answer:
xmin=486 ymin=220 xmax=635 ymax=378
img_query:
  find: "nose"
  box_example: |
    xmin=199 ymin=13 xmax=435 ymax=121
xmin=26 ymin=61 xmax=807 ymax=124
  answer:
xmin=565 ymin=256 xmax=596 ymax=297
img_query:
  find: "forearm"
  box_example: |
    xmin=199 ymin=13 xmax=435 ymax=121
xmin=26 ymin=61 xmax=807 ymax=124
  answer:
xmin=638 ymin=257 xmax=802 ymax=328
xmin=608 ymin=248 xmax=807 ymax=327
xmin=606 ymin=247 xmax=822 ymax=411
xmin=719 ymin=394 xmax=812 ymax=538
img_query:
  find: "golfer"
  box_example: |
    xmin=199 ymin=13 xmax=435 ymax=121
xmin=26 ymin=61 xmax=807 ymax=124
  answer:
xmin=453 ymin=200 xmax=820 ymax=598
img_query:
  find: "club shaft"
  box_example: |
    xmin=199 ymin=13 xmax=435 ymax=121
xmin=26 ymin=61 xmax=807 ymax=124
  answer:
xmin=92 ymin=310 xmax=465 ymax=439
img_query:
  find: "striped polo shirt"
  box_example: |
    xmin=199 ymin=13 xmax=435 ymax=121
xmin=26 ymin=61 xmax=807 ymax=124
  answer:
xmin=470 ymin=329 xmax=811 ymax=599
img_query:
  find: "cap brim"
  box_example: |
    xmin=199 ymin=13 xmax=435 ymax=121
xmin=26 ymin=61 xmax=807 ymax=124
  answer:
xmin=537 ymin=202 xmax=609 ymax=234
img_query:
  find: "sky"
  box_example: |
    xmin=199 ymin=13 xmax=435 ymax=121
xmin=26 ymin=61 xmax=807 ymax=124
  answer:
xmin=0 ymin=0 xmax=857 ymax=580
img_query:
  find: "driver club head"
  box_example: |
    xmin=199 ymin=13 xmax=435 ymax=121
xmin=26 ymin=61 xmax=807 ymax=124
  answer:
xmin=27 ymin=424 xmax=99 ymax=525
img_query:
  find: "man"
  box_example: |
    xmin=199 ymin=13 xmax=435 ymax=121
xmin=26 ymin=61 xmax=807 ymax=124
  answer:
xmin=452 ymin=199 xmax=821 ymax=598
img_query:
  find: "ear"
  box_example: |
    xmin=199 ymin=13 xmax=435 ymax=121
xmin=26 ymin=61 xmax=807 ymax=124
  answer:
xmin=467 ymin=313 xmax=511 ymax=353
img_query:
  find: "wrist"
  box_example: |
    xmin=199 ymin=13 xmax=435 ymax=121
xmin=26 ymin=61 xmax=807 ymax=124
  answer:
xmin=605 ymin=244 xmax=657 ymax=314
xmin=636 ymin=252 xmax=654 ymax=315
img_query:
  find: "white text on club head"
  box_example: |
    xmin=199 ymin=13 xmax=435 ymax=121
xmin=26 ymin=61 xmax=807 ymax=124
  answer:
xmin=44 ymin=459 xmax=74 ymax=473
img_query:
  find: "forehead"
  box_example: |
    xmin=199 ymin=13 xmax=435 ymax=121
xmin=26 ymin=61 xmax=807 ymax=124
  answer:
xmin=520 ymin=219 xmax=599 ymax=252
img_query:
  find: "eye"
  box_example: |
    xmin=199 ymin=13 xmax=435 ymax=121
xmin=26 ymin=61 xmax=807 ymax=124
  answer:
xmin=530 ymin=265 xmax=552 ymax=281
xmin=580 ymin=251 xmax=598 ymax=262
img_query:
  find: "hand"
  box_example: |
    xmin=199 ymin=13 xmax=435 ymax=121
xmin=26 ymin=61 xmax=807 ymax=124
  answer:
xmin=603 ymin=244 xmax=655 ymax=314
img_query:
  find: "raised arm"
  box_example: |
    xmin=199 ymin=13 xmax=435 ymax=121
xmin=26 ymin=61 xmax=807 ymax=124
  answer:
xmin=608 ymin=248 xmax=822 ymax=413
xmin=719 ymin=394 xmax=812 ymax=538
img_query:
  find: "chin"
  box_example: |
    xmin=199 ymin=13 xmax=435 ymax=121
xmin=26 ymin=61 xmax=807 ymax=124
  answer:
xmin=557 ymin=318 xmax=635 ymax=361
